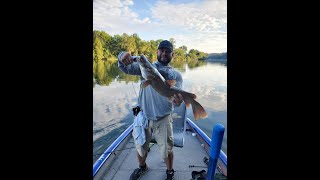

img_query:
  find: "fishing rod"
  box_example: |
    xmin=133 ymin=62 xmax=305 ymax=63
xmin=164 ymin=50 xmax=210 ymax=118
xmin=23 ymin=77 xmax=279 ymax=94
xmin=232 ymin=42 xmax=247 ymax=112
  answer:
xmin=131 ymin=56 xmax=140 ymax=99
xmin=93 ymin=146 xmax=136 ymax=157
xmin=124 ymin=55 xmax=140 ymax=100
xmin=93 ymin=142 xmax=156 ymax=157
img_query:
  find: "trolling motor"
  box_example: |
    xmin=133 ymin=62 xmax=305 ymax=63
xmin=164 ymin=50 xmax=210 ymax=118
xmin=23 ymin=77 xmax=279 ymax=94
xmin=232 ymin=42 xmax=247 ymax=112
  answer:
xmin=132 ymin=106 xmax=141 ymax=116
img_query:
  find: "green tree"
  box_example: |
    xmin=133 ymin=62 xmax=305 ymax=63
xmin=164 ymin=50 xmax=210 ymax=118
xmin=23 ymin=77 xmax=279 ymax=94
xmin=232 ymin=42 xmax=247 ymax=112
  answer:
xmin=169 ymin=38 xmax=176 ymax=49
xmin=147 ymin=40 xmax=160 ymax=62
xmin=93 ymin=31 xmax=211 ymax=86
xmin=93 ymin=37 xmax=103 ymax=62
xmin=138 ymin=41 xmax=149 ymax=55
xmin=179 ymin=45 xmax=188 ymax=54
xmin=109 ymin=34 xmax=123 ymax=56
xmin=133 ymin=33 xmax=141 ymax=55
xmin=120 ymin=33 xmax=136 ymax=55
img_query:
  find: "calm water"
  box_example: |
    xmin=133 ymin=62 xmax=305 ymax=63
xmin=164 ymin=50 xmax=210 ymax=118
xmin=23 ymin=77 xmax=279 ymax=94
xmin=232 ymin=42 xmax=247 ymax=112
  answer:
xmin=93 ymin=60 xmax=227 ymax=163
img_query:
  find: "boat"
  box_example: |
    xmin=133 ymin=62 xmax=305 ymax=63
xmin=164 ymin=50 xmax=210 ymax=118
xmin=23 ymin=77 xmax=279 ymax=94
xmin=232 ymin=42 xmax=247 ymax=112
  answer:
xmin=93 ymin=102 xmax=227 ymax=180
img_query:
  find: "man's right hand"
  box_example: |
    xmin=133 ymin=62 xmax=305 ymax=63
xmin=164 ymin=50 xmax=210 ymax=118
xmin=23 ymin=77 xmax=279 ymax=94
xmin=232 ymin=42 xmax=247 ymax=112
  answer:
xmin=119 ymin=52 xmax=133 ymax=66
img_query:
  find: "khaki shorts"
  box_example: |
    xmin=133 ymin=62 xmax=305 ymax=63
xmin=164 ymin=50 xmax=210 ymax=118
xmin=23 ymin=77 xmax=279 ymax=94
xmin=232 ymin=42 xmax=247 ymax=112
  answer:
xmin=134 ymin=114 xmax=174 ymax=159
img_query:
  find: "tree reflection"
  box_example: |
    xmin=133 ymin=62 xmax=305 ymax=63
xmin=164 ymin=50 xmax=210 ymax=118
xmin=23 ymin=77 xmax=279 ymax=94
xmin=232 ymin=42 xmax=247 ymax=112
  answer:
xmin=93 ymin=60 xmax=209 ymax=86
xmin=93 ymin=60 xmax=139 ymax=86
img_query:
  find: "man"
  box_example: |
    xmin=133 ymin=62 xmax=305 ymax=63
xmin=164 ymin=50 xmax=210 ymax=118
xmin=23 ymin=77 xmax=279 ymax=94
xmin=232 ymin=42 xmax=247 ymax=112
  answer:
xmin=118 ymin=40 xmax=183 ymax=180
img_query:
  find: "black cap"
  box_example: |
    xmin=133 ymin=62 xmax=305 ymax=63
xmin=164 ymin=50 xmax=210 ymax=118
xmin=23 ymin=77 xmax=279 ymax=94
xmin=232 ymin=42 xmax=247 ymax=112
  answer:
xmin=158 ymin=40 xmax=173 ymax=51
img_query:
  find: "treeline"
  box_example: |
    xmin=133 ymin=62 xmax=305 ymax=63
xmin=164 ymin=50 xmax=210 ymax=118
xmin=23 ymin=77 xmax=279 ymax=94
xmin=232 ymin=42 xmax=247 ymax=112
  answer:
xmin=93 ymin=30 xmax=208 ymax=86
xmin=93 ymin=30 xmax=208 ymax=63
xmin=207 ymin=52 xmax=227 ymax=59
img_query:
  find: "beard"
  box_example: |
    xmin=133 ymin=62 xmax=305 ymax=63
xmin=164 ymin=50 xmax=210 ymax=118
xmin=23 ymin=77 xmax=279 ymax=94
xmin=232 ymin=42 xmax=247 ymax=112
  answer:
xmin=157 ymin=55 xmax=172 ymax=66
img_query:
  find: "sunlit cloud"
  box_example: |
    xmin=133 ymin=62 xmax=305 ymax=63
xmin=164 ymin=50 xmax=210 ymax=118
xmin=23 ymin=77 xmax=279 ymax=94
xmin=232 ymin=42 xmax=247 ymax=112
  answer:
xmin=149 ymin=0 xmax=226 ymax=53
xmin=93 ymin=0 xmax=153 ymax=35
xmin=151 ymin=0 xmax=226 ymax=32
xmin=93 ymin=0 xmax=227 ymax=53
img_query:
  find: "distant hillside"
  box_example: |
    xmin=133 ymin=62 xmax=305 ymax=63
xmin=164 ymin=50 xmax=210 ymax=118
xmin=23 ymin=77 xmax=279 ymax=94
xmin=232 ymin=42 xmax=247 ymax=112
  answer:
xmin=207 ymin=52 xmax=227 ymax=59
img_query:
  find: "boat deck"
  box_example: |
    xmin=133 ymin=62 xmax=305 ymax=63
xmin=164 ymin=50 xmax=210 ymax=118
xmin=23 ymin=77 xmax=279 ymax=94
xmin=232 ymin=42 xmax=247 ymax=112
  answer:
xmin=98 ymin=123 xmax=219 ymax=180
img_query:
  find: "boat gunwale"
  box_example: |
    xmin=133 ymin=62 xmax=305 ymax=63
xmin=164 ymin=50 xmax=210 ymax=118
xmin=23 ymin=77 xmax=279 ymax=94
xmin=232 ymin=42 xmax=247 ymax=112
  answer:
xmin=93 ymin=118 xmax=228 ymax=178
xmin=93 ymin=124 xmax=134 ymax=177
xmin=186 ymin=118 xmax=227 ymax=166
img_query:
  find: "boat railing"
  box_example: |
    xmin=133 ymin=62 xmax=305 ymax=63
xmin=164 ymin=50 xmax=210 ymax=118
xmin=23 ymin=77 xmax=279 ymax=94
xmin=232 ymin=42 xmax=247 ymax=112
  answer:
xmin=186 ymin=118 xmax=227 ymax=166
xmin=93 ymin=117 xmax=227 ymax=178
xmin=93 ymin=124 xmax=134 ymax=177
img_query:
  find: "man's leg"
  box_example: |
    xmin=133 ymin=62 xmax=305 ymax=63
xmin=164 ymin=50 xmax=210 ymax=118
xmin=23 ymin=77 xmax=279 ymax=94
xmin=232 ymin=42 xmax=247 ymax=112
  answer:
xmin=130 ymin=151 xmax=149 ymax=180
xmin=164 ymin=116 xmax=175 ymax=179
xmin=136 ymin=124 xmax=151 ymax=166
xmin=137 ymin=151 xmax=148 ymax=166
xmin=130 ymin=122 xmax=151 ymax=180
xmin=164 ymin=152 xmax=173 ymax=170
xmin=155 ymin=115 xmax=175 ymax=179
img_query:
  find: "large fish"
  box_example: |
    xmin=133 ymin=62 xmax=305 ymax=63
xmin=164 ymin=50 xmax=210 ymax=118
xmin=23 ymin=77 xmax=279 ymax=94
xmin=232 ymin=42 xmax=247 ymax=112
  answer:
xmin=131 ymin=55 xmax=208 ymax=120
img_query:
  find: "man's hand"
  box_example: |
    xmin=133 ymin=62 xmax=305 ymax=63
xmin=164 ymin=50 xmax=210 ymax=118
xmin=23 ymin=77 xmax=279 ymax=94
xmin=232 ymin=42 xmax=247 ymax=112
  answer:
xmin=172 ymin=93 xmax=183 ymax=106
xmin=120 ymin=52 xmax=133 ymax=66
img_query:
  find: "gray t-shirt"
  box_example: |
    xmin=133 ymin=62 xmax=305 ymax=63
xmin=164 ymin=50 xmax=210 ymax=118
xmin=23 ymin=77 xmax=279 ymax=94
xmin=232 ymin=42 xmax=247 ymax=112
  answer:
xmin=118 ymin=52 xmax=183 ymax=120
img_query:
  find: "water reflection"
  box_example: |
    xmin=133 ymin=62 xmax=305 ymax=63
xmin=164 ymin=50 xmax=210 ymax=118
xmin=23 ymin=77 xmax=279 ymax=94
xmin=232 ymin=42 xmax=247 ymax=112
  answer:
xmin=93 ymin=59 xmax=210 ymax=87
xmin=93 ymin=60 xmax=227 ymax=163
xmin=93 ymin=60 xmax=140 ymax=87
xmin=93 ymin=81 xmax=139 ymax=163
xmin=182 ymin=62 xmax=227 ymax=154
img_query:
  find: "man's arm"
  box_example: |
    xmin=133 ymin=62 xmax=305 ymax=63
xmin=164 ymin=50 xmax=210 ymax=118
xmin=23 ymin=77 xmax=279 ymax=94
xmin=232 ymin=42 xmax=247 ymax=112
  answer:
xmin=118 ymin=51 xmax=141 ymax=75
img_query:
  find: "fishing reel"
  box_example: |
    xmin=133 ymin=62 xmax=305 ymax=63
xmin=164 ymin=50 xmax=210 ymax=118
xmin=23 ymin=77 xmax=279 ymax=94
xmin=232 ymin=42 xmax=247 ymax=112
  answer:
xmin=132 ymin=106 xmax=141 ymax=116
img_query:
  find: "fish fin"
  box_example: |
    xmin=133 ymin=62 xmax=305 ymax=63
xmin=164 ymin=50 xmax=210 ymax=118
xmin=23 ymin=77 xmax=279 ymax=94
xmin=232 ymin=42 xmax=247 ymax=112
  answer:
xmin=142 ymin=80 xmax=151 ymax=88
xmin=170 ymin=86 xmax=197 ymax=99
xmin=165 ymin=80 xmax=176 ymax=87
xmin=185 ymin=101 xmax=191 ymax=108
xmin=190 ymin=99 xmax=208 ymax=120
xmin=190 ymin=93 xmax=197 ymax=99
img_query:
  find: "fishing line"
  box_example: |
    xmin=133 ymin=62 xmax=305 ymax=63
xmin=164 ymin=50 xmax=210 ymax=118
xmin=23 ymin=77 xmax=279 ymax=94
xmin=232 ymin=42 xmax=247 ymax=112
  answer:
xmin=93 ymin=146 xmax=136 ymax=157
xmin=93 ymin=143 xmax=155 ymax=157
xmin=126 ymin=56 xmax=139 ymax=100
xmin=130 ymin=79 xmax=138 ymax=99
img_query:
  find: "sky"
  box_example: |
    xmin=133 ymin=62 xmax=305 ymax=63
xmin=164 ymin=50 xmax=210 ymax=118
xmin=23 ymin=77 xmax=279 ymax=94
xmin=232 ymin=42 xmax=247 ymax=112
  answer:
xmin=93 ymin=0 xmax=227 ymax=53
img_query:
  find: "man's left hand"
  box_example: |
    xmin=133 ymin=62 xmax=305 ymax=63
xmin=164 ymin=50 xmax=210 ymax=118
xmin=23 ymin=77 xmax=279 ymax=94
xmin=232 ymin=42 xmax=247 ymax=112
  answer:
xmin=172 ymin=93 xmax=183 ymax=106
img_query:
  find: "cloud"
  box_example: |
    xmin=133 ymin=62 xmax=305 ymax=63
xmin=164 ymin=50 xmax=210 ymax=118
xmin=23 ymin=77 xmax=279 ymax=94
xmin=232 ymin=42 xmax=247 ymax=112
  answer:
xmin=173 ymin=31 xmax=227 ymax=53
xmin=151 ymin=0 xmax=226 ymax=32
xmin=122 ymin=0 xmax=134 ymax=6
xmin=93 ymin=0 xmax=227 ymax=53
xmin=149 ymin=0 xmax=227 ymax=53
xmin=93 ymin=0 xmax=152 ymax=35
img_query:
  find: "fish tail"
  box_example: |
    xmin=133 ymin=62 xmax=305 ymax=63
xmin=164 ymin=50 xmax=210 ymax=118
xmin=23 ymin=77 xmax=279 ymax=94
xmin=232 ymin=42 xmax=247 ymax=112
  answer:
xmin=190 ymin=99 xmax=208 ymax=120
